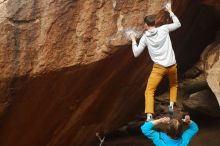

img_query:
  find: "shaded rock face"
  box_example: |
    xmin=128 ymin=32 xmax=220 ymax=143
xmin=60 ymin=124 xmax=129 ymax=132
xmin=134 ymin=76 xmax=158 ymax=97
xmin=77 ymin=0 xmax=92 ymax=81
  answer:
xmin=183 ymin=89 xmax=220 ymax=117
xmin=0 ymin=0 xmax=219 ymax=146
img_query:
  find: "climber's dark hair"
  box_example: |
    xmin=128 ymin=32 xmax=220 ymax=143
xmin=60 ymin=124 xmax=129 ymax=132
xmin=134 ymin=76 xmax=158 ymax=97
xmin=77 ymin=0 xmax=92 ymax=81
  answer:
xmin=144 ymin=15 xmax=156 ymax=26
xmin=166 ymin=119 xmax=183 ymax=139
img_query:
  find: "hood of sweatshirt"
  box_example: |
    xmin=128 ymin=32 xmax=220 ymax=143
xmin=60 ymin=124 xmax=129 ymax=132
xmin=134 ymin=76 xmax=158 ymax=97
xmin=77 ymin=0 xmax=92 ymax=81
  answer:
xmin=145 ymin=28 xmax=158 ymax=37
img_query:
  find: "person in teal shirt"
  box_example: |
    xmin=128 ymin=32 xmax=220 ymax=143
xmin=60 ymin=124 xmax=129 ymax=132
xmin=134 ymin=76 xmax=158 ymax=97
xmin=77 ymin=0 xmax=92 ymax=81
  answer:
xmin=141 ymin=115 xmax=199 ymax=146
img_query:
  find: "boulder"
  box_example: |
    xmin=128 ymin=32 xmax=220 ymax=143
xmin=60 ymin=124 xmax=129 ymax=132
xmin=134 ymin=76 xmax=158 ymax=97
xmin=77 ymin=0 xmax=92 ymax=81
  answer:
xmin=196 ymin=31 xmax=220 ymax=105
xmin=183 ymin=89 xmax=220 ymax=117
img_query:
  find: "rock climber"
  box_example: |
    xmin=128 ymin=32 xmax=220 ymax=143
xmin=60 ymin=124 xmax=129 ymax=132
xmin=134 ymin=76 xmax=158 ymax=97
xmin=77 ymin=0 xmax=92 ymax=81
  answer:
xmin=141 ymin=115 xmax=199 ymax=146
xmin=129 ymin=2 xmax=181 ymax=121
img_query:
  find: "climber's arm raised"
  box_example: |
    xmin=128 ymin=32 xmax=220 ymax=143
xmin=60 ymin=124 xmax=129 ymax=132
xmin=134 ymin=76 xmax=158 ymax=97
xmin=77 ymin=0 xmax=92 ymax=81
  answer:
xmin=163 ymin=2 xmax=181 ymax=32
xmin=130 ymin=33 xmax=147 ymax=58
xmin=181 ymin=115 xmax=199 ymax=144
xmin=141 ymin=117 xmax=170 ymax=145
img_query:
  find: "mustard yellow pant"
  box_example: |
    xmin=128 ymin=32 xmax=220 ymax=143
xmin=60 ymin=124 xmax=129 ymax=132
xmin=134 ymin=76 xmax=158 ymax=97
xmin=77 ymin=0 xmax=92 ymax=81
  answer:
xmin=145 ymin=64 xmax=177 ymax=114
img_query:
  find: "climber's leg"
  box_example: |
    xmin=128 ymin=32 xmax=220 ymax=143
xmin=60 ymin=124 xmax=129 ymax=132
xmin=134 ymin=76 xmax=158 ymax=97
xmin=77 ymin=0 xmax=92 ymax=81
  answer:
xmin=168 ymin=64 xmax=178 ymax=108
xmin=145 ymin=64 xmax=167 ymax=114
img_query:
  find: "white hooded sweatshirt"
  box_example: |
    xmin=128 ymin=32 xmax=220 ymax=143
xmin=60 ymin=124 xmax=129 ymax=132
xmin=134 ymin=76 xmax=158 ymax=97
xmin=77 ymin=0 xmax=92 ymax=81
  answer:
xmin=132 ymin=12 xmax=181 ymax=67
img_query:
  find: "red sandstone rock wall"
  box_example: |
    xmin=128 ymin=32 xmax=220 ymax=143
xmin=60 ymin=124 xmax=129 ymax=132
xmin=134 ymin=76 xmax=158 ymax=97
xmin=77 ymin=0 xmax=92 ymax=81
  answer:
xmin=0 ymin=1 xmax=178 ymax=145
xmin=0 ymin=0 xmax=168 ymax=109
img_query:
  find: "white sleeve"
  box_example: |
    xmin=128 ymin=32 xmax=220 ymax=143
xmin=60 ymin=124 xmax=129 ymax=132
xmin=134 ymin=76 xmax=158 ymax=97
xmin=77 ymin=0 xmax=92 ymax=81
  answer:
xmin=132 ymin=35 xmax=147 ymax=58
xmin=164 ymin=12 xmax=181 ymax=32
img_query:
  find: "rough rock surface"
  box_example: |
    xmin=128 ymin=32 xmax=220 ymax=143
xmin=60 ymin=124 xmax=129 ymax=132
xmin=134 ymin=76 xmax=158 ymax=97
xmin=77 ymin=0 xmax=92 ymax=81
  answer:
xmin=0 ymin=0 xmax=219 ymax=146
xmin=196 ymin=31 xmax=220 ymax=104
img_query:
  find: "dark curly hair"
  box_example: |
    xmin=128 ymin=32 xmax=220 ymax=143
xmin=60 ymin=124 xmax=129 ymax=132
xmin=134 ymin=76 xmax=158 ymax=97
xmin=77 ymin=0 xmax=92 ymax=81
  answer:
xmin=166 ymin=119 xmax=183 ymax=139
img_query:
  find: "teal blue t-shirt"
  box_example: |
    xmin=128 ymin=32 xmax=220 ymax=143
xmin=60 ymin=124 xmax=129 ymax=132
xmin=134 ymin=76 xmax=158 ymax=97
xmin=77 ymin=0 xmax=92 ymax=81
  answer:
xmin=141 ymin=121 xmax=199 ymax=146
